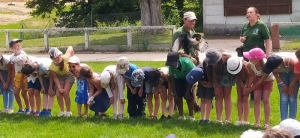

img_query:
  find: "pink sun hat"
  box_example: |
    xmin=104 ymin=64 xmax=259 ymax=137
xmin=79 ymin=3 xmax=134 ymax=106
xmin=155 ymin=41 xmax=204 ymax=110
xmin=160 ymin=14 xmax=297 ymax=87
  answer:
xmin=243 ymin=48 xmax=265 ymax=60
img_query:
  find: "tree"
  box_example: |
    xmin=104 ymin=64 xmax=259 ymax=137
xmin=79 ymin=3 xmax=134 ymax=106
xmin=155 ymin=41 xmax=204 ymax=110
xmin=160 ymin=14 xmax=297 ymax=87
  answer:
xmin=139 ymin=0 xmax=163 ymax=26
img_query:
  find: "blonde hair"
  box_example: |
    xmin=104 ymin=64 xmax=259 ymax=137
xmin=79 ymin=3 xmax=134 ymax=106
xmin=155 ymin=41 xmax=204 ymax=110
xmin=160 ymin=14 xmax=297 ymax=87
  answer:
xmin=262 ymin=129 xmax=292 ymax=138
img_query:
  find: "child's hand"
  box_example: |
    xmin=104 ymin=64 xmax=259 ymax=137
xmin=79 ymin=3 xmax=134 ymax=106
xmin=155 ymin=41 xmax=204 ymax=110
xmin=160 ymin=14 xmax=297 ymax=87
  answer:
xmin=120 ymin=99 xmax=125 ymax=104
xmin=138 ymin=88 xmax=143 ymax=97
xmin=87 ymin=96 xmax=95 ymax=105
xmin=49 ymin=89 xmax=55 ymax=97
xmin=3 ymin=83 xmax=8 ymax=90
xmin=58 ymin=88 xmax=65 ymax=93
xmin=132 ymin=88 xmax=137 ymax=94
xmin=41 ymin=87 xmax=45 ymax=94
xmin=109 ymin=97 xmax=114 ymax=104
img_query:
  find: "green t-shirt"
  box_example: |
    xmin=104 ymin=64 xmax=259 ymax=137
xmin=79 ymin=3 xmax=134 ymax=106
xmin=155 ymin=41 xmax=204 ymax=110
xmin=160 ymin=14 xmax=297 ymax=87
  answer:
xmin=172 ymin=26 xmax=196 ymax=57
xmin=169 ymin=57 xmax=195 ymax=79
xmin=240 ymin=20 xmax=271 ymax=52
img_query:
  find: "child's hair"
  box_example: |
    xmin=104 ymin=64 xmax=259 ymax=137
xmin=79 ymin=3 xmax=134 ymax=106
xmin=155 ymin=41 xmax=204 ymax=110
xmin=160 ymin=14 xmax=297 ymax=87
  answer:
xmin=206 ymin=59 xmax=224 ymax=83
xmin=295 ymin=48 xmax=300 ymax=59
xmin=80 ymin=66 xmax=93 ymax=79
xmin=262 ymin=129 xmax=292 ymax=138
xmin=21 ymin=64 xmax=35 ymax=75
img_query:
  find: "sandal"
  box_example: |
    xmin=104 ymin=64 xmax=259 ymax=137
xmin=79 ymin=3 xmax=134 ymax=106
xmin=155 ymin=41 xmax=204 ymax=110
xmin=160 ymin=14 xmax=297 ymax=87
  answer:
xmin=264 ymin=124 xmax=270 ymax=129
xmin=100 ymin=114 xmax=107 ymax=119
xmin=255 ymin=123 xmax=260 ymax=127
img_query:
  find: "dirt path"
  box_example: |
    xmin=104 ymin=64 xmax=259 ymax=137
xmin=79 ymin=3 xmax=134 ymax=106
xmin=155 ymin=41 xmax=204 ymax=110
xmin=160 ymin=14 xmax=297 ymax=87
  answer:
xmin=0 ymin=2 xmax=32 ymax=25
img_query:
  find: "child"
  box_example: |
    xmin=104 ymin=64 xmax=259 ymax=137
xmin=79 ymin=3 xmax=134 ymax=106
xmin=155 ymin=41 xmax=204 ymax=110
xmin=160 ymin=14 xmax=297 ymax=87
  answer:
xmin=80 ymin=66 xmax=110 ymax=118
xmin=205 ymin=49 xmax=235 ymax=124
xmin=68 ymin=56 xmax=89 ymax=117
xmin=157 ymin=67 xmax=174 ymax=119
xmin=9 ymin=39 xmax=30 ymax=114
xmin=131 ymin=67 xmax=161 ymax=119
xmin=227 ymin=56 xmax=250 ymax=125
xmin=165 ymin=52 xmax=195 ymax=120
xmin=192 ymin=61 xmax=214 ymax=123
xmin=272 ymin=53 xmax=299 ymax=121
xmin=116 ymin=57 xmax=145 ymax=118
xmin=243 ymin=48 xmax=275 ymax=128
xmin=100 ymin=65 xmax=125 ymax=119
xmin=21 ymin=57 xmax=55 ymax=117
xmin=21 ymin=56 xmax=41 ymax=116
xmin=0 ymin=54 xmax=14 ymax=114
xmin=48 ymin=47 xmax=75 ymax=117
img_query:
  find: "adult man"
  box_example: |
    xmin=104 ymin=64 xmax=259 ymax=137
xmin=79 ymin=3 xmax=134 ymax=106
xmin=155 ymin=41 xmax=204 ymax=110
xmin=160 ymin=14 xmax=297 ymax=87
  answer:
xmin=165 ymin=52 xmax=195 ymax=120
xmin=172 ymin=11 xmax=199 ymax=65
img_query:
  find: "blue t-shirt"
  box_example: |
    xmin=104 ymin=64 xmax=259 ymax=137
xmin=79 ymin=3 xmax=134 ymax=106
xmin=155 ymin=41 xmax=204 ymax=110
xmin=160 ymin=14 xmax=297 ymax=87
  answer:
xmin=124 ymin=63 xmax=139 ymax=79
xmin=76 ymin=78 xmax=88 ymax=94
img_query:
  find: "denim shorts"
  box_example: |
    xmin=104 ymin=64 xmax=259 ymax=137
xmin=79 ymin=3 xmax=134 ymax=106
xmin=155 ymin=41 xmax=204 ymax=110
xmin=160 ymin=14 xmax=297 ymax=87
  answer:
xmin=28 ymin=79 xmax=42 ymax=91
xmin=144 ymin=82 xmax=154 ymax=94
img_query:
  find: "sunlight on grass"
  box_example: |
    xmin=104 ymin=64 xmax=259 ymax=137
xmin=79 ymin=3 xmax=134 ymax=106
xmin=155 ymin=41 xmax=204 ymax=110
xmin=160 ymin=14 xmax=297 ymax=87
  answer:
xmin=0 ymin=61 xmax=297 ymax=138
xmin=0 ymin=11 xmax=14 ymax=14
xmin=280 ymin=39 xmax=300 ymax=51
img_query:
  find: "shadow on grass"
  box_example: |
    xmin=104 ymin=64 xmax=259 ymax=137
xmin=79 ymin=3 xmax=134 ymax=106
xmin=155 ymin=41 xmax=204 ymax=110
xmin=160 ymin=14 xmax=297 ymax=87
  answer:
xmin=0 ymin=113 xmax=259 ymax=136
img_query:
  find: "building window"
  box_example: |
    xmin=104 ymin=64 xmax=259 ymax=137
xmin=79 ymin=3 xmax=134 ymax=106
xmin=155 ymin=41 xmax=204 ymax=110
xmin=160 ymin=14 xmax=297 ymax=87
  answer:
xmin=224 ymin=0 xmax=292 ymax=16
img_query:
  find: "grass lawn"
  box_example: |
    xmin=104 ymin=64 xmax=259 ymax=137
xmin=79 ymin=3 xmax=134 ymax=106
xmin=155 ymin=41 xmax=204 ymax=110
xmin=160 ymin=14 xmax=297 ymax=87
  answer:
xmin=0 ymin=61 xmax=294 ymax=137
xmin=280 ymin=39 xmax=300 ymax=51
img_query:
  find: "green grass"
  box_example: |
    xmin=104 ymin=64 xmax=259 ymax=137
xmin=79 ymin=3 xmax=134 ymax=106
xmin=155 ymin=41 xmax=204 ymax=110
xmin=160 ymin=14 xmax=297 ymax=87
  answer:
xmin=0 ymin=61 xmax=297 ymax=138
xmin=280 ymin=39 xmax=300 ymax=51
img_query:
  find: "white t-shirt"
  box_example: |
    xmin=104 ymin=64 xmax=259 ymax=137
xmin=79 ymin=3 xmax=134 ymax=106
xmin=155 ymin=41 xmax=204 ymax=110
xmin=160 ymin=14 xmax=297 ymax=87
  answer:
xmin=37 ymin=57 xmax=52 ymax=76
xmin=10 ymin=50 xmax=27 ymax=73
xmin=0 ymin=55 xmax=11 ymax=70
xmin=102 ymin=65 xmax=125 ymax=99
xmin=26 ymin=56 xmax=39 ymax=82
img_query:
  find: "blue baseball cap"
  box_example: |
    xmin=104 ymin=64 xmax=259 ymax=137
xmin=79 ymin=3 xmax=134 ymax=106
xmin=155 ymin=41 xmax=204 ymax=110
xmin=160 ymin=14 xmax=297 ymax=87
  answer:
xmin=9 ymin=39 xmax=23 ymax=47
xmin=186 ymin=67 xmax=204 ymax=84
xmin=263 ymin=54 xmax=283 ymax=74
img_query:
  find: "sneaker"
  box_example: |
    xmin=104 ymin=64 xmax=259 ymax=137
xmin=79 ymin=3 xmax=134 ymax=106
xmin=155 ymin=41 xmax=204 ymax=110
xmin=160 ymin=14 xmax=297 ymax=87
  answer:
xmin=242 ymin=121 xmax=250 ymax=125
xmin=264 ymin=124 xmax=270 ymax=129
xmin=29 ymin=110 xmax=35 ymax=116
xmin=167 ymin=115 xmax=172 ymax=119
xmin=216 ymin=120 xmax=223 ymax=124
xmin=204 ymin=119 xmax=211 ymax=123
xmin=224 ymin=120 xmax=230 ymax=124
xmin=187 ymin=116 xmax=195 ymax=121
xmin=117 ymin=114 xmax=124 ymax=119
xmin=82 ymin=115 xmax=88 ymax=118
xmin=57 ymin=111 xmax=66 ymax=117
xmin=199 ymin=119 xmax=205 ymax=123
xmin=34 ymin=112 xmax=40 ymax=116
xmin=178 ymin=116 xmax=186 ymax=120
xmin=6 ymin=109 xmax=14 ymax=114
xmin=113 ymin=114 xmax=118 ymax=119
xmin=100 ymin=114 xmax=107 ymax=119
xmin=45 ymin=110 xmax=52 ymax=117
xmin=1 ymin=108 xmax=8 ymax=113
xmin=25 ymin=108 xmax=31 ymax=115
xmin=235 ymin=121 xmax=243 ymax=126
xmin=75 ymin=114 xmax=81 ymax=117
xmin=160 ymin=115 xmax=167 ymax=120
xmin=17 ymin=109 xmax=25 ymax=114
xmin=39 ymin=110 xmax=45 ymax=117
xmin=65 ymin=111 xmax=72 ymax=117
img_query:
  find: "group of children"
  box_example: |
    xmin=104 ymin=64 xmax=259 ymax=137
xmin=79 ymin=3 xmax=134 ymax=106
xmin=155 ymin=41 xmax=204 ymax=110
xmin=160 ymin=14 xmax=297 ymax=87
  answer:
xmin=1 ymin=39 xmax=300 ymax=129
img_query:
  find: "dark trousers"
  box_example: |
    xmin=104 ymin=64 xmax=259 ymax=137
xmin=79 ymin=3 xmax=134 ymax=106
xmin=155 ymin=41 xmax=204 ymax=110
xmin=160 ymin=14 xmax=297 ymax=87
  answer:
xmin=127 ymin=84 xmax=146 ymax=118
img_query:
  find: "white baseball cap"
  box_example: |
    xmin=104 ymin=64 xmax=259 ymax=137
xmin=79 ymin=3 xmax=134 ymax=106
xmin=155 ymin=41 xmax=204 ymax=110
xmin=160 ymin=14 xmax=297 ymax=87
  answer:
xmin=100 ymin=71 xmax=111 ymax=88
xmin=68 ymin=56 xmax=80 ymax=64
xmin=183 ymin=11 xmax=197 ymax=21
xmin=273 ymin=119 xmax=300 ymax=137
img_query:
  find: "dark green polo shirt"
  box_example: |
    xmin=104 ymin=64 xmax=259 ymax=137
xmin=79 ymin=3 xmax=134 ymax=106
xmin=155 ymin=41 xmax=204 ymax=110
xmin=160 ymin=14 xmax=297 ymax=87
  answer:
xmin=240 ymin=20 xmax=271 ymax=52
xmin=172 ymin=26 xmax=196 ymax=57
xmin=169 ymin=57 xmax=195 ymax=79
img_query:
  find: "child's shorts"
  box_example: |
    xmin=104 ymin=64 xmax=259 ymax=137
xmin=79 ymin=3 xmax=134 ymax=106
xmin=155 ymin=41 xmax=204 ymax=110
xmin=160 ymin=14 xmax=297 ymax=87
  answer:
xmin=28 ymin=79 xmax=42 ymax=91
xmin=144 ymin=82 xmax=154 ymax=94
xmin=253 ymin=77 xmax=273 ymax=91
xmin=14 ymin=72 xmax=28 ymax=90
xmin=57 ymin=73 xmax=75 ymax=85
xmin=42 ymin=77 xmax=56 ymax=95
xmin=197 ymin=83 xmax=214 ymax=100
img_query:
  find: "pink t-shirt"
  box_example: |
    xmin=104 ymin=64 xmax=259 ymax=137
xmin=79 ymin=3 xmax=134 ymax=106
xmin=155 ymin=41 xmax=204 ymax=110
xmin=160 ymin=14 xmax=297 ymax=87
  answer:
xmin=294 ymin=61 xmax=300 ymax=74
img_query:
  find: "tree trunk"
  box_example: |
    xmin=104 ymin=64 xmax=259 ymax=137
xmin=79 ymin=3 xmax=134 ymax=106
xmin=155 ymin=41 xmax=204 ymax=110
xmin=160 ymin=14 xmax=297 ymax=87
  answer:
xmin=139 ymin=0 xmax=163 ymax=26
xmin=175 ymin=0 xmax=184 ymax=26
xmin=150 ymin=0 xmax=163 ymax=26
xmin=139 ymin=0 xmax=151 ymax=26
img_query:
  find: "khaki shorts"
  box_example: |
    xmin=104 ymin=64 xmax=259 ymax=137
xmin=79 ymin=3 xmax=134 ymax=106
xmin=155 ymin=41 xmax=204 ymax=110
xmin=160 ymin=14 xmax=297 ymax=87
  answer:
xmin=14 ymin=72 xmax=28 ymax=90
xmin=57 ymin=72 xmax=75 ymax=85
